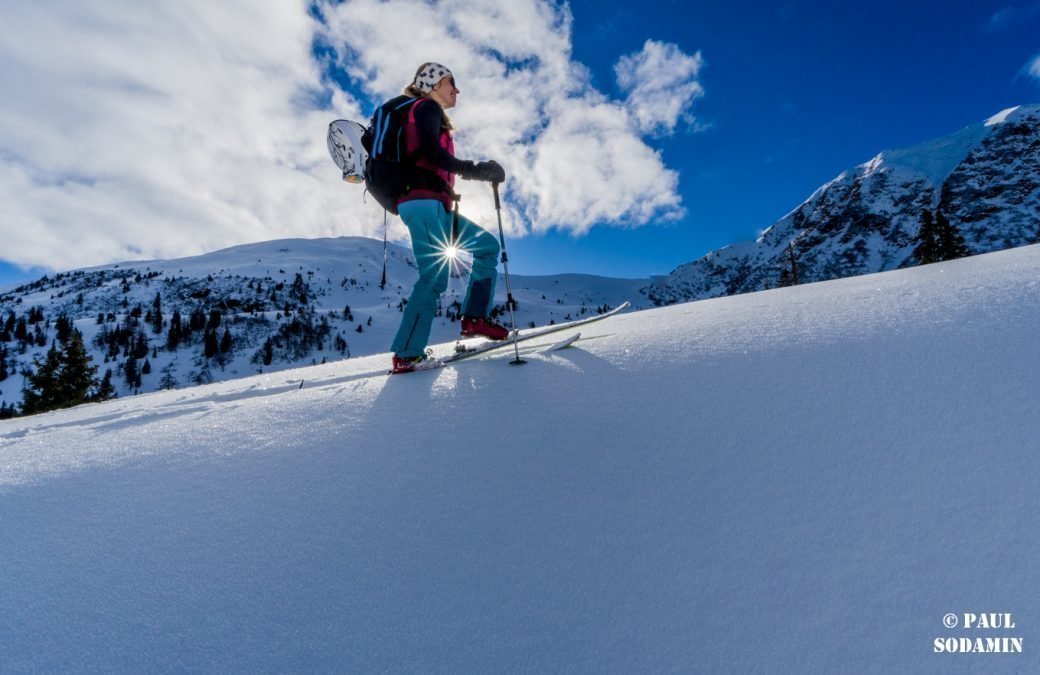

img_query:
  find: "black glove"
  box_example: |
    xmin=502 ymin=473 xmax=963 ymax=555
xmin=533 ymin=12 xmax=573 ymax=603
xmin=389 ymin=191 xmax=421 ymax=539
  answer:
xmin=463 ymin=160 xmax=505 ymax=183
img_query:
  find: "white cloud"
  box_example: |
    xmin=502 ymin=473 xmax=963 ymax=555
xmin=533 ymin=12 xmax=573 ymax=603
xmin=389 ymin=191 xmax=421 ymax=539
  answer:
xmin=984 ymin=7 xmax=1017 ymax=32
xmin=0 ymin=0 xmax=700 ymax=271
xmin=615 ymin=40 xmax=706 ymax=136
xmin=0 ymin=0 xmax=380 ymax=271
xmin=525 ymin=100 xmax=682 ymax=232
xmin=317 ymin=0 xmax=697 ymax=237
xmin=984 ymin=3 xmax=1040 ymax=33
xmin=1029 ymin=53 xmax=1040 ymax=80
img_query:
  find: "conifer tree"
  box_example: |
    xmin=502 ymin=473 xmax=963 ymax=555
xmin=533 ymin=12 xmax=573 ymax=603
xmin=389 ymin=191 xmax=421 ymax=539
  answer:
xmin=21 ymin=329 xmax=98 ymax=415
xmin=290 ymin=273 xmax=309 ymax=305
xmin=22 ymin=345 xmax=65 ymax=415
xmin=96 ymin=369 xmax=117 ymax=401
xmin=133 ymin=330 xmax=150 ymax=359
xmin=220 ymin=328 xmax=233 ymax=354
xmin=167 ymin=310 xmax=183 ymax=351
xmin=913 ymin=208 xmax=969 ymax=264
xmin=912 ymin=209 xmax=940 ymax=265
xmin=14 ymin=317 xmax=28 ymax=343
xmin=778 ymin=242 xmax=801 ymax=288
xmin=261 ymin=338 xmax=274 ymax=366
xmin=59 ymin=329 xmax=97 ymax=406
xmin=204 ymin=329 xmax=219 ymax=359
xmin=55 ymin=315 xmax=72 ymax=344
xmin=159 ymin=364 xmax=178 ymax=390
xmin=124 ymin=356 xmax=139 ymax=390
xmin=151 ymin=293 xmax=164 ymax=334
xmin=189 ymin=307 xmax=207 ymax=333
xmin=936 ymin=211 xmax=969 ymax=261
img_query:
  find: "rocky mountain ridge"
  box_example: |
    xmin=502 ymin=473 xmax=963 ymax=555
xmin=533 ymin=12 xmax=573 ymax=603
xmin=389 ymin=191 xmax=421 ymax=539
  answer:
xmin=648 ymin=104 xmax=1040 ymax=304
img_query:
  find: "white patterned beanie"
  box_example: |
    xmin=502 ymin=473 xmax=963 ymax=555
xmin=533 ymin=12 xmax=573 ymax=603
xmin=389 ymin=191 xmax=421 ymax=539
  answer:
xmin=413 ymin=62 xmax=454 ymax=93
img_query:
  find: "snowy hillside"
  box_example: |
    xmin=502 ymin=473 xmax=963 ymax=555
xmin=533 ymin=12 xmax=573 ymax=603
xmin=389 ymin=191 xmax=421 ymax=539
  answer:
xmin=6 ymin=106 xmax=1037 ymax=415
xmin=2 ymin=244 xmax=1038 ymax=671
xmin=649 ymin=104 xmax=1040 ymax=304
xmin=0 ymin=237 xmax=644 ymax=413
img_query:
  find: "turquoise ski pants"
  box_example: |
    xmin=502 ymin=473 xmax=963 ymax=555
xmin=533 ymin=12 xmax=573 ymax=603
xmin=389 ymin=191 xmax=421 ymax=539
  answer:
xmin=391 ymin=199 xmax=500 ymax=357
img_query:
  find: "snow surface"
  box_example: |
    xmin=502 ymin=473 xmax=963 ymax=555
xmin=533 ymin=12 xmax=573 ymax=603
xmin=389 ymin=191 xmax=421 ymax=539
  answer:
xmin=874 ymin=122 xmax=992 ymax=187
xmin=986 ymin=105 xmax=1022 ymax=127
xmin=2 ymin=244 xmax=1039 ymax=671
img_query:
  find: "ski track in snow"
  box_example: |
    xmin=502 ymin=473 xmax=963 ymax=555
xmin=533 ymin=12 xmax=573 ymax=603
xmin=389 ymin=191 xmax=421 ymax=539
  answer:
xmin=1 ymin=245 xmax=1039 ymax=671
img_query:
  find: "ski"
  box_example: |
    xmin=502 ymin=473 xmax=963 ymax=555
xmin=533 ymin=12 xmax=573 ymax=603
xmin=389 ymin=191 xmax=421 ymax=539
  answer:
xmin=540 ymin=333 xmax=580 ymax=353
xmin=440 ymin=301 xmax=629 ymax=365
xmin=452 ymin=330 xmax=519 ymax=354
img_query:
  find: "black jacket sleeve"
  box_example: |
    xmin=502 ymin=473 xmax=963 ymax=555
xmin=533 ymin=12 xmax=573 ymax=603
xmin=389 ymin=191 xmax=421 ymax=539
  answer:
xmin=412 ymin=100 xmax=475 ymax=177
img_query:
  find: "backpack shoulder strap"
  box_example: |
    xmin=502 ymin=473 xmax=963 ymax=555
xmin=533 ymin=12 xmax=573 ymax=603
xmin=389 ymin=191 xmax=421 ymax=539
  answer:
xmin=372 ymin=96 xmax=419 ymax=158
xmin=404 ymin=98 xmax=440 ymax=162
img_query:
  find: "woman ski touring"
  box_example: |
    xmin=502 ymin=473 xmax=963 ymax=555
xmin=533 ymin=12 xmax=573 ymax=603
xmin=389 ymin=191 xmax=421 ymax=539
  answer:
xmin=389 ymin=62 xmax=509 ymax=374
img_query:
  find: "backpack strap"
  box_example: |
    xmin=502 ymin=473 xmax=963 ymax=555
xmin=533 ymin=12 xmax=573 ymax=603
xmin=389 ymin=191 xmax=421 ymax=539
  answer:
xmin=403 ymin=98 xmax=433 ymax=163
xmin=374 ymin=97 xmax=418 ymax=159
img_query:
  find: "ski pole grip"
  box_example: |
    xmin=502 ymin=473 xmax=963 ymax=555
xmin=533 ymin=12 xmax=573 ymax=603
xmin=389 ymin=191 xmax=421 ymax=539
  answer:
xmin=492 ymin=182 xmax=502 ymax=210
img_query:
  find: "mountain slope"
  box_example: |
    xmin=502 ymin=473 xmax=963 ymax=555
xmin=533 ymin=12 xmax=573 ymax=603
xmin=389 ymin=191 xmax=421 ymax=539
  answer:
xmin=0 ymin=237 xmax=644 ymax=411
xmin=2 ymin=244 xmax=1038 ymax=671
xmin=649 ymin=104 xmax=1040 ymax=304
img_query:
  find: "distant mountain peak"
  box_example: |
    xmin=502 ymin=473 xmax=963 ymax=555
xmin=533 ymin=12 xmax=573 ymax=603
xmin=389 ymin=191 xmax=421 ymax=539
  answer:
xmin=648 ymin=104 xmax=1040 ymax=306
xmin=985 ymin=104 xmax=1027 ymax=126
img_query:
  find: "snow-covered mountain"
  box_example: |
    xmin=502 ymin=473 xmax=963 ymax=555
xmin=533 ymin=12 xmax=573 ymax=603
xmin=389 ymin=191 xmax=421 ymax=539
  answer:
xmin=0 ymin=237 xmax=644 ymax=412
xmin=648 ymin=104 xmax=1040 ymax=304
xmin=2 ymin=244 xmax=1038 ymax=671
xmin=4 ymin=104 xmax=1037 ymax=413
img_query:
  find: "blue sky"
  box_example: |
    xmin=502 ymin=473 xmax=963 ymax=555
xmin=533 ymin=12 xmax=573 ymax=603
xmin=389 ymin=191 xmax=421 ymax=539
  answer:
xmin=508 ymin=0 xmax=1040 ymax=277
xmin=1 ymin=0 xmax=1038 ymax=288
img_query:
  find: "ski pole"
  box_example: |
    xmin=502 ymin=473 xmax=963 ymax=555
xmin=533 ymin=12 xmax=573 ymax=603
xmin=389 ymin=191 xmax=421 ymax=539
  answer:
xmin=492 ymin=182 xmax=526 ymax=366
xmin=451 ymin=194 xmax=461 ymax=249
xmin=380 ymin=209 xmax=388 ymax=290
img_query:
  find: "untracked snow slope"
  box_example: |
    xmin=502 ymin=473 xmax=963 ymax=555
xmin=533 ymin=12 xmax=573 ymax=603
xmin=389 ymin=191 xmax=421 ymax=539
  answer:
xmin=1 ymin=245 xmax=1038 ymax=672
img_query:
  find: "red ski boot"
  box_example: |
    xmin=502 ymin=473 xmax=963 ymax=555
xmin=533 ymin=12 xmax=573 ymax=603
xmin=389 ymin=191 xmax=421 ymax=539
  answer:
xmin=391 ymin=351 xmax=443 ymax=374
xmin=460 ymin=316 xmax=510 ymax=341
